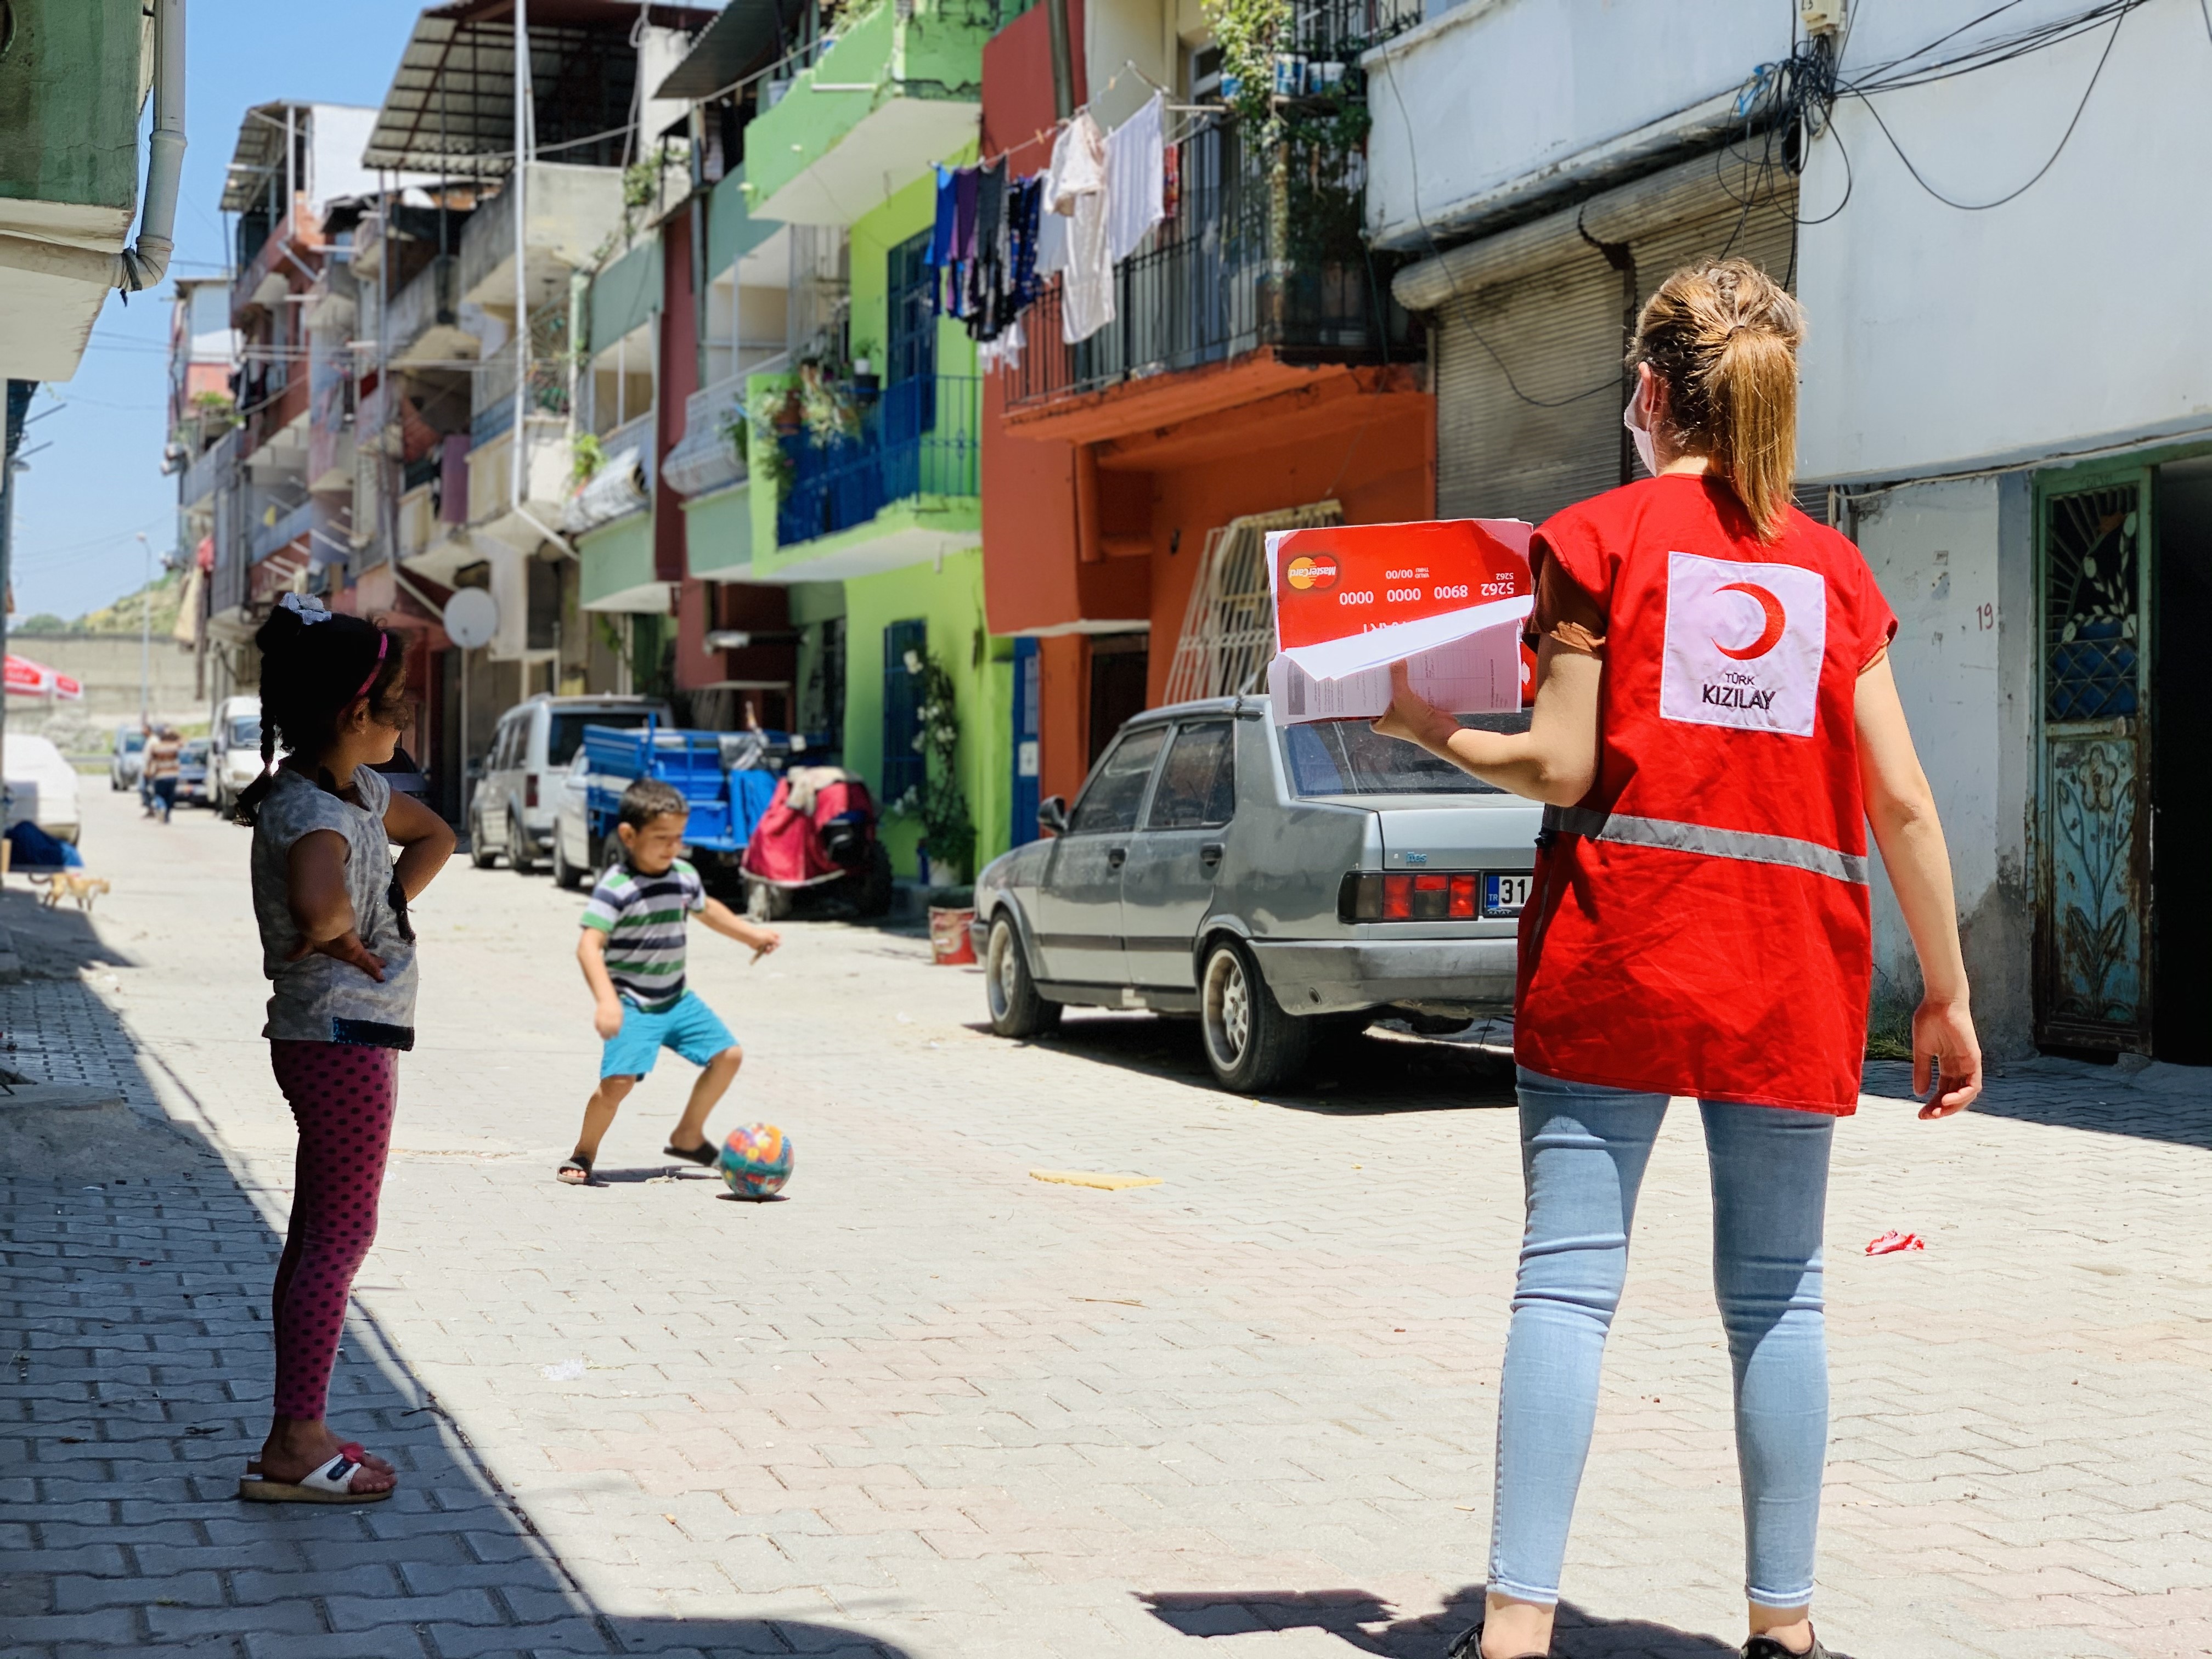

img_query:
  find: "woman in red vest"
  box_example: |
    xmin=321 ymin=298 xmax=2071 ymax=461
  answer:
xmin=1376 ymin=259 xmax=1982 ymax=1659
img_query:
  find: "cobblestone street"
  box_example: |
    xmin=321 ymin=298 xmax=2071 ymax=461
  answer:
xmin=5 ymin=789 xmax=2211 ymax=1659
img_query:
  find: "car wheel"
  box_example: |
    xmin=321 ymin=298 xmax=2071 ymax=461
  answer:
xmin=1199 ymin=936 xmax=1312 ymax=1094
xmin=469 ymin=810 xmax=499 ymax=869
xmin=551 ymin=829 xmax=583 ymax=890
xmin=985 ymin=913 xmax=1060 ymax=1039
xmin=509 ymin=813 xmax=539 ymax=876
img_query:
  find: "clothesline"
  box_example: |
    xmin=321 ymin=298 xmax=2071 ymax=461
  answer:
xmin=975 ymin=59 xmax=1224 ymax=172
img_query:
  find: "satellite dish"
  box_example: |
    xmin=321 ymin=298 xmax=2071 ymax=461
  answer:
xmin=443 ymin=587 xmax=498 ymax=650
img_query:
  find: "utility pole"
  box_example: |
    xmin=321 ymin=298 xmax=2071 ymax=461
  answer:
xmin=510 ymin=0 xmax=532 ymax=518
xmin=135 ymin=531 xmax=151 ymax=729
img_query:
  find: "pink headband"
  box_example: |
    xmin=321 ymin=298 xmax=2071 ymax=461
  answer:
xmin=353 ymin=633 xmax=389 ymax=702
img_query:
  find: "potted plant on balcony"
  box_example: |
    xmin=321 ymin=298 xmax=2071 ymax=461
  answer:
xmin=797 ymin=359 xmax=861 ymax=447
xmin=849 ymin=341 xmax=882 ymax=403
xmin=742 ymin=391 xmax=797 ymax=500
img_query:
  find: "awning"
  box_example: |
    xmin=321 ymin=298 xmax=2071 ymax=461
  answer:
xmin=654 ymin=0 xmax=793 ymax=101
xmin=4 ymin=657 xmax=84 ymax=700
xmin=362 ymin=1 xmax=716 ymax=174
xmin=220 ymin=101 xmax=312 ymax=213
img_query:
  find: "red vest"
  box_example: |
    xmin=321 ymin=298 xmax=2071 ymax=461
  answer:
xmin=1515 ymin=475 xmax=1899 ymax=1115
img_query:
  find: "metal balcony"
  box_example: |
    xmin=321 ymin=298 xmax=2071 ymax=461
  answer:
xmin=1003 ymin=122 xmax=1407 ymax=411
xmin=776 ymin=374 xmax=981 ymax=548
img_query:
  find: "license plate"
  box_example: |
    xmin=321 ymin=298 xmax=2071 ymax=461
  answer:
xmin=1483 ymin=873 xmax=1531 ymax=918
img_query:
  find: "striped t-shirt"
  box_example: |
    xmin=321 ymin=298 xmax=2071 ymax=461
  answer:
xmin=580 ymin=859 xmax=708 ymax=1011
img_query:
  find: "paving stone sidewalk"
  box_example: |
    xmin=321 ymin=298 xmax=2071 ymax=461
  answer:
xmin=4 ymin=791 xmax=2210 ymax=1659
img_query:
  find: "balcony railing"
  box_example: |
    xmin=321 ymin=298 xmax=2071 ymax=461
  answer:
xmin=777 ymin=374 xmax=980 ymax=548
xmin=1004 ymin=122 xmax=1403 ymax=411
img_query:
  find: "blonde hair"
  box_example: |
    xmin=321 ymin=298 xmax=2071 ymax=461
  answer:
xmin=1629 ymin=258 xmax=1804 ymax=541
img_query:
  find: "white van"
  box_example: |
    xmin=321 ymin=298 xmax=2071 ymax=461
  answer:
xmin=469 ymin=694 xmax=670 ymax=874
xmin=207 ymin=694 xmax=264 ymax=814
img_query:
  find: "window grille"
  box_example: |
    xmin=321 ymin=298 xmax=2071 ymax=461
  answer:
xmin=1160 ymin=500 xmax=1342 ymax=704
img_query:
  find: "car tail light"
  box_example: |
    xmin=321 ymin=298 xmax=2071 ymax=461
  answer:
xmin=526 ymin=775 xmax=539 ymax=809
xmin=1339 ymin=870 xmax=1491 ymax=924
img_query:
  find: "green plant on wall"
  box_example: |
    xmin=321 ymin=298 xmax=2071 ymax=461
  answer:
xmin=904 ymin=645 xmax=975 ymax=883
xmin=744 ymin=386 xmax=796 ymax=499
xmin=569 ymin=430 xmax=608 ymax=487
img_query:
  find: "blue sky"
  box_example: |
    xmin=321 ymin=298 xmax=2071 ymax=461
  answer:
xmin=10 ymin=1 xmax=428 ymax=621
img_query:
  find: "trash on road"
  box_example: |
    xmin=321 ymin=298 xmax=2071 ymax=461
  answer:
xmin=540 ymin=1358 xmax=586 ymax=1380
xmin=1030 ymin=1169 xmax=1163 ymax=1191
xmin=1865 ymin=1229 xmax=1926 ymax=1255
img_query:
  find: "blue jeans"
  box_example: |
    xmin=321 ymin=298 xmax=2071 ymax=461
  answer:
xmin=1491 ymin=1068 xmax=1834 ymax=1609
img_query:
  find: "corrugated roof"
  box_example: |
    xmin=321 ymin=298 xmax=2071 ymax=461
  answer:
xmin=220 ymin=101 xmax=313 ymax=213
xmin=361 ymin=1 xmax=716 ymax=174
xmin=654 ymin=0 xmax=792 ymax=101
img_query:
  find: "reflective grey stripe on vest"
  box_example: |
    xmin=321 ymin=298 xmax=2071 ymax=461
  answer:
xmin=1544 ymin=805 xmax=1870 ymax=887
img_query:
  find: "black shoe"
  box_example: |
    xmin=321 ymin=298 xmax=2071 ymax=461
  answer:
xmin=1742 ymin=1633 xmax=1827 ymax=1659
xmin=1446 ymin=1626 xmax=1548 ymax=1659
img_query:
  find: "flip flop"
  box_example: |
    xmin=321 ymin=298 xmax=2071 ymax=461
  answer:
xmin=662 ymin=1141 xmax=718 ymax=1167
xmin=238 ymin=1442 xmax=393 ymax=1504
xmin=557 ymin=1154 xmax=593 ymax=1184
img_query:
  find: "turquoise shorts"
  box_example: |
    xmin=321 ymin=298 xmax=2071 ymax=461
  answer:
xmin=601 ymin=990 xmax=736 ymax=1079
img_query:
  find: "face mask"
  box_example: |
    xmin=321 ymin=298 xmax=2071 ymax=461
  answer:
xmin=1623 ymin=388 xmax=1658 ymax=478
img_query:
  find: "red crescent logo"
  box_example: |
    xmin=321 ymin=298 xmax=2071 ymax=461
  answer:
xmin=1713 ymin=582 xmax=1786 ymax=660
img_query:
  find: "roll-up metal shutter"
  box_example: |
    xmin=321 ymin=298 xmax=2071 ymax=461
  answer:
xmin=1435 ymin=256 xmax=1626 ymax=526
xmin=1424 ymin=152 xmax=1798 ymax=529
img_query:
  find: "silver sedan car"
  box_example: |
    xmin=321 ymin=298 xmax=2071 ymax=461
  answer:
xmin=970 ymin=696 xmax=1541 ymax=1092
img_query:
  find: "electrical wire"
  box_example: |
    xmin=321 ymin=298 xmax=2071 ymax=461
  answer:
xmin=1838 ymin=1 xmax=2135 ymax=213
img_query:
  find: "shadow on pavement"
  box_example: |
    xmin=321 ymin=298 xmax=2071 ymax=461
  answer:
xmin=1139 ymin=1585 xmax=1776 ymax=1659
xmin=983 ymin=1012 xmax=1519 ymax=1114
xmin=1863 ymin=1056 xmax=2212 ymax=1152
xmin=0 ymin=924 xmax=912 ymax=1657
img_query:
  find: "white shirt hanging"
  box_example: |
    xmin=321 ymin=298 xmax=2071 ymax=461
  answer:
xmin=1104 ymin=93 xmax=1167 ymax=266
xmin=1045 ymin=111 xmax=1114 ymax=345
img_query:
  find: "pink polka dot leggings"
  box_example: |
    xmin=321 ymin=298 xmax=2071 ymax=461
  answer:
xmin=268 ymin=1041 xmax=399 ymax=1421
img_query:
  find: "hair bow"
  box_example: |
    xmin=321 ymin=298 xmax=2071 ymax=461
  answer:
xmin=278 ymin=592 xmax=333 ymax=625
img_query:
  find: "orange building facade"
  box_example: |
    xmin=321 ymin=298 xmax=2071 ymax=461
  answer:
xmin=975 ymin=4 xmax=1434 ymax=810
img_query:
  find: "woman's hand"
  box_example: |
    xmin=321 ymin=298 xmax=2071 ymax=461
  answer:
xmin=1912 ymin=997 xmax=1982 ymax=1120
xmin=1371 ymin=662 xmax=1457 ymax=753
xmin=285 ymin=929 xmax=387 ymax=983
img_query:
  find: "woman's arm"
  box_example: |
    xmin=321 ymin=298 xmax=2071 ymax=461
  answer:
xmin=1855 ymin=654 xmax=1983 ymax=1119
xmin=285 ymin=828 xmax=385 ymax=981
xmin=383 ymin=788 xmax=457 ymax=901
xmin=1370 ymin=641 xmax=1604 ymax=806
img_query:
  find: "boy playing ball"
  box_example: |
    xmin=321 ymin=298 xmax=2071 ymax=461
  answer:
xmin=557 ymin=779 xmax=781 ymax=1184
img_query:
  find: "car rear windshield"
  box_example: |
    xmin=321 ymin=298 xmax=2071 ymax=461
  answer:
xmin=119 ymin=731 xmax=146 ymax=752
xmin=548 ymin=709 xmax=654 ymax=768
xmin=1282 ymin=714 xmax=1532 ymax=797
xmin=228 ymin=716 xmax=260 ymax=748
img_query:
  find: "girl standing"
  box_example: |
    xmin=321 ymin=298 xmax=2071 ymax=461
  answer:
xmin=1374 ymin=260 xmax=1982 ymax=1658
xmin=233 ymin=594 xmax=454 ymax=1503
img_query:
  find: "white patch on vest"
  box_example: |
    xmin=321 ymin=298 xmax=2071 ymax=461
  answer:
xmin=1659 ymin=550 xmax=1827 ymax=737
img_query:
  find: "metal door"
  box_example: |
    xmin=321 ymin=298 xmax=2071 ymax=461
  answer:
xmin=1121 ymin=720 xmax=1237 ymax=989
xmin=2036 ymin=469 xmax=2153 ymax=1051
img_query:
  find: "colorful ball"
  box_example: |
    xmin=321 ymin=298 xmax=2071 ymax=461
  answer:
xmin=719 ymin=1122 xmax=793 ymax=1199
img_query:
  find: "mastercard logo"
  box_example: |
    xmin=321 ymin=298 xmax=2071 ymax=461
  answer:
xmin=1284 ymin=554 xmax=1339 ymax=591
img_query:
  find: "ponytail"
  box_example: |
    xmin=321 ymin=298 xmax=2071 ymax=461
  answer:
xmin=232 ymin=596 xmax=410 ymax=826
xmin=1629 ymin=258 xmax=1804 ymax=541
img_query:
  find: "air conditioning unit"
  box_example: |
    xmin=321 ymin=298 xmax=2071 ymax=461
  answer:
xmin=1799 ymin=0 xmax=1845 ymax=35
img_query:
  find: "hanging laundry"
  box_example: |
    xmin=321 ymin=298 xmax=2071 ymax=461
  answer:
xmin=1046 ymin=110 xmax=1113 ymax=345
xmin=1104 ymin=92 xmax=1167 ymax=266
xmin=968 ymin=160 xmax=1006 ymax=324
xmin=928 ymin=166 xmax=957 ymax=269
xmin=1006 ymin=175 xmax=1044 ymax=315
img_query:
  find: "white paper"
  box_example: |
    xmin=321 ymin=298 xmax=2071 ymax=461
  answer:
xmin=1268 ymin=618 xmax=1526 ymax=724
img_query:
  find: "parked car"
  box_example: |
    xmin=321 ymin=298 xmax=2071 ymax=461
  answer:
xmin=469 ymin=695 xmax=671 ymax=874
xmin=207 ymin=695 xmax=264 ymax=814
xmin=109 ymin=725 xmax=146 ymax=792
xmin=969 ymin=698 xmax=1542 ymax=1092
xmin=4 ymin=732 xmax=83 ymax=845
xmin=174 ymin=738 xmax=212 ymax=808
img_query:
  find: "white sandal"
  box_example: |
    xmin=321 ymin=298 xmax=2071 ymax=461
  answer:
xmin=238 ymin=1441 xmax=393 ymax=1504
